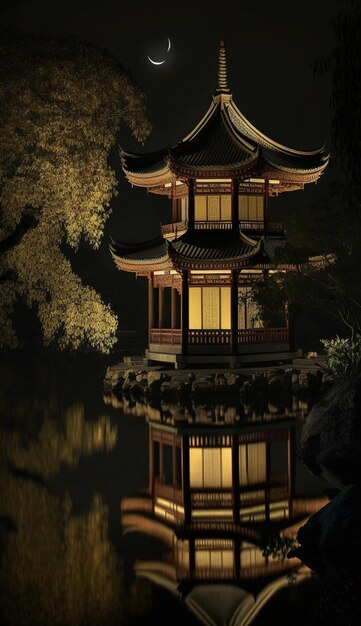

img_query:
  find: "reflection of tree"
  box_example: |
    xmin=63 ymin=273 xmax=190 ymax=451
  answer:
xmin=1 ymin=403 xmax=117 ymax=477
xmin=0 ymin=472 xmax=151 ymax=625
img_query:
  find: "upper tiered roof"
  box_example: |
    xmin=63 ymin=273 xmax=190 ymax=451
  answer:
xmin=121 ymin=40 xmax=329 ymax=187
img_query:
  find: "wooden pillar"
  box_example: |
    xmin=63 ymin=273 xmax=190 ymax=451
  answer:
xmin=171 ymin=287 xmax=177 ymax=330
xmin=181 ymin=270 xmax=189 ymax=354
xmin=148 ymin=275 xmax=154 ymax=342
xmin=231 ymin=178 xmax=239 ymax=231
xmin=232 ymin=435 xmax=240 ymax=524
xmin=264 ymin=179 xmax=269 ymax=230
xmin=287 ymin=427 xmax=296 ymax=503
xmin=188 ymin=178 xmax=195 ymax=231
xmin=231 ymin=269 xmax=239 ymax=355
xmin=172 ymin=179 xmax=177 ymax=223
xmin=182 ymin=435 xmax=191 ymax=524
xmin=158 ymin=286 xmax=164 ymax=329
xmin=287 ymin=311 xmax=295 ymax=352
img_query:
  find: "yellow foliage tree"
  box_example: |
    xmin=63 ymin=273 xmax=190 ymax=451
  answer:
xmin=0 ymin=30 xmax=151 ymax=352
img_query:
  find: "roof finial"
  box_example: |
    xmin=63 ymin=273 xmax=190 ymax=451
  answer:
xmin=217 ymin=38 xmax=230 ymax=93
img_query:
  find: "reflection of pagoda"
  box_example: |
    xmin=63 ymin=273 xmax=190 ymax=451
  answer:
xmin=111 ymin=41 xmax=329 ymax=368
xmin=121 ymin=418 xmax=326 ymax=625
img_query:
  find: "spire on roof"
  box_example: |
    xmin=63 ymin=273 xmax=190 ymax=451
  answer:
xmin=216 ymin=39 xmax=230 ymax=93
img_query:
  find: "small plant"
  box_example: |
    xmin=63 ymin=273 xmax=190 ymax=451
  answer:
xmin=319 ymin=334 xmax=361 ymax=379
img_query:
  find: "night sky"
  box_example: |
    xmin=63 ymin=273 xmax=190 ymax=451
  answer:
xmin=3 ymin=0 xmax=342 ymax=337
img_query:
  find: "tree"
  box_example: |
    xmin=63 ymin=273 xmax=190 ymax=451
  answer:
xmin=0 ymin=30 xmax=151 ymax=352
xmin=251 ymin=1 xmax=361 ymax=341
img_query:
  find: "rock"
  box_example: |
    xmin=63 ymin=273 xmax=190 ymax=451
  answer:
xmin=136 ymin=370 xmax=148 ymax=383
xmin=192 ymin=377 xmax=214 ymax=395
xmin=298 ymin=371 xmax=321 ymax=392
xmin=289 ymin=485 xmax=361 ymax=583
xmin=112 ymin=376 xmax=125 ymax=398
xmin=268 ymin=375 xmax=283 ymax=392
xmin=299 ymin=373 xmax=361 ymax=487
xmin=147 ymin=371 xmax=172 ymax=396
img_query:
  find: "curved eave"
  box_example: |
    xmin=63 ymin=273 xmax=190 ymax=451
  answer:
xmin=110 ymin=237 xmax=172 ymax=273
xmin=262 ymin=154 xmax=330 ymax=178
xmin=120 ymin=146 xmax=172 ymax=188
xmin=124 ymin=167 xmax=173 ymax=188
xmin=227 ymin=98 xmax=327 ymax=158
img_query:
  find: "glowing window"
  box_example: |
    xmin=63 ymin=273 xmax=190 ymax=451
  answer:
xmin=238 ymin=195 xmax=264 ymax=221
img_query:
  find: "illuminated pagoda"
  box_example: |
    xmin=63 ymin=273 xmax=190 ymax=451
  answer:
xmin=111 ymin=41 xmax=329 ymax=368
xmin=121 ymin=416 xmax=327 ymax=625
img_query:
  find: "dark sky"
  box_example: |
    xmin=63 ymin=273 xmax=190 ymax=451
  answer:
xmin=3 ymin=0 xmax=342 ymax=334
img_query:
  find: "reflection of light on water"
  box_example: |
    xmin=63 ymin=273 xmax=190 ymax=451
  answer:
xmin=1 ymin=404 xmax=117 ymax=477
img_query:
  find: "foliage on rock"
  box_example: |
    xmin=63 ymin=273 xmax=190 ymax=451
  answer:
xmin=319 ymin=334 xmax=361 ymax=379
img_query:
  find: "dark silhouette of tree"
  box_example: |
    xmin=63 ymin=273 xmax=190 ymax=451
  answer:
xmin=251 ymin=0 xmax=361 ymax=340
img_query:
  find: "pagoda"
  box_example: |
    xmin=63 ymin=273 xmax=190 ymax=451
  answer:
xmin=111 ymin=41 xmax=329 ymax=368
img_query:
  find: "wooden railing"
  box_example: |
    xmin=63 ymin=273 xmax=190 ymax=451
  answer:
xmin=189 ymin=329 xmax=231 ymax=345
xmin=161 ymin=221 xmax=187 ymax=236
xmin=240 ymin=220 xmax=285 ymax=233
xmin=238 ymin=327 xmax=289 ymax=344
xmin=150 ymin=328 xmax=288 ymax=346
xmin=161 ymin=220 xmax=285 ymax=235
xmin=150 ymin=328 xmax=181 ymax=345
xmin=194 ymin=220 xmax=233 ymax=230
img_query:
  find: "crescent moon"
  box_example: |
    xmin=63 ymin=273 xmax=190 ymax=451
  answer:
xmin=147 ymin=38 xmax=171 ymax=66
xmin=148 ymin=56 xmax=166 ymax=65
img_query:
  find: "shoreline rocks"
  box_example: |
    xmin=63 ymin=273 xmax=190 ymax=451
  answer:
xmin=104 ymin=364 xmax=325 ymax=404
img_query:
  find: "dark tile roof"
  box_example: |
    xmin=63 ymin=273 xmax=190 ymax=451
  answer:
xmin=169 ymin=108 xmax=256 ymax=169
xmin=169 ymin=231 xmax=259 ymax=262
xmin=110 ymin=237 xmax=168 ymax=263
xmin=120 ymin=149 xmax=168 ymax=175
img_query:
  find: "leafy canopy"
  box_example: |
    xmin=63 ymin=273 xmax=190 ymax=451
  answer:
xmin=0 ymin=30 xmax=151 ymax=351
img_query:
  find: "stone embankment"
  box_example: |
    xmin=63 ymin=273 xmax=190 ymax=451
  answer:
xmin=104 ymin=364 xmax=324 ymax=402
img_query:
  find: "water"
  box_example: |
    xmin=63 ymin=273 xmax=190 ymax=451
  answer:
xmin=0 ymin=354 xmax=330 ymax=626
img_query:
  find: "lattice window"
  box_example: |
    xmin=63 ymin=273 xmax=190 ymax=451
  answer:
xmin=238 ymin=195 xmax=264 ymax=221
xmin=189 ymin=287 xmax=231 ymax=329
xmin=195 ymin=194 xmax=232 ymax=221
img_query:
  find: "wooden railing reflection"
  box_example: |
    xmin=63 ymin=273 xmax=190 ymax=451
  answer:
xmin=161 ymin=220 xmax=285 ymax=235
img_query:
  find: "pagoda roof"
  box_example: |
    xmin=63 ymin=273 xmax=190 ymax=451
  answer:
xmin=168 ymin=231 xmax=261 ymax=270
xmin=110 ymin=230 xmax=269 ymax=272
xmin=120 ymin=41 xmax=329 ymax=186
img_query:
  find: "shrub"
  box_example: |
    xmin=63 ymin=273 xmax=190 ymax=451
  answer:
xmin=319 ymin=335 xmax=361 ymax=379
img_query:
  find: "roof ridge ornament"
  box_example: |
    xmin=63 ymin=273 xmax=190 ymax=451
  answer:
xmin=216 ymin=38 xmax=231 ymax=94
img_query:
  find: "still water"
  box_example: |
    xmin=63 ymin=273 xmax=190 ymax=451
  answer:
xmin=0 ymin=354 xmax=329 ymax=626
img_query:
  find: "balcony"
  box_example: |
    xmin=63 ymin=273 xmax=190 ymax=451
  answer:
xmin=161 ymin=220 xmax=285 ymax=237
xmin=150 ymin=328 xmax=289 ymax=346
